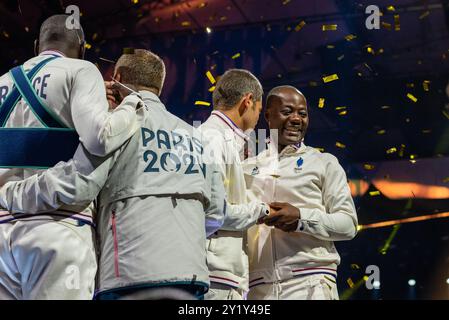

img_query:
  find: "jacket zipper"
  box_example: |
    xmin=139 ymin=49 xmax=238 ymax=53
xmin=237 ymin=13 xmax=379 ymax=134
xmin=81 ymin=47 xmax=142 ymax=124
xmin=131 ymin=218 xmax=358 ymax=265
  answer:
xmin=111 ymin=210 xmax=120 ymax=278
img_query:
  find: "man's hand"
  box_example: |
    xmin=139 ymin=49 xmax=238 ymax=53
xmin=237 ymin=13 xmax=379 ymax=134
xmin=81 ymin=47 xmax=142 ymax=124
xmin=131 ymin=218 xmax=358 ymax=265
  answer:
xmin=105 ymin=80 xmax=119 ymax=110
xmin=262 ymin=202 xmax=301 ymax=233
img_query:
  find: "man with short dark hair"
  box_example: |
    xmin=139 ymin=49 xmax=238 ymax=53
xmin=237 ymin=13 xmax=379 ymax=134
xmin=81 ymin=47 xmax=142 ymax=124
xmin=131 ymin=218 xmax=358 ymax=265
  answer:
xmin=0 ymin=14 xmax=140 ymax=300
xmin=199 ymin=69 xmax=270 ymax=300
xmin=243 ymin=85 xmax=358 ymax=300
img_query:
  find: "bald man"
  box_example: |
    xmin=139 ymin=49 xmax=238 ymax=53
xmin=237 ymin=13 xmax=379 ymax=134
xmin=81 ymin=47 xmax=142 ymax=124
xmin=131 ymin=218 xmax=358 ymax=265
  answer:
xmin=242 ymin=86 xmax=358 ymax=300
xmin=0 ymin=15 xmax=140 ymax=299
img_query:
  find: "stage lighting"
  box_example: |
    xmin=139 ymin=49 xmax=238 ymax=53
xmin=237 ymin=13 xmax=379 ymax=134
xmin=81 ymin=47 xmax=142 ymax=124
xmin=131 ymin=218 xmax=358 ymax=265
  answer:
xmin=206 ymin=27 xmax=212 ymax=34
xmin=408 ymin=279 xmax=416 ymax=286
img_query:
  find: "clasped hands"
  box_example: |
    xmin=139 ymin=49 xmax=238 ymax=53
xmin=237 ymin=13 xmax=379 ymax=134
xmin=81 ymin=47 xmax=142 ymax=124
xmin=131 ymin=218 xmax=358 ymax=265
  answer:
xmin=258 ymin=202 xmax=301 ymax=233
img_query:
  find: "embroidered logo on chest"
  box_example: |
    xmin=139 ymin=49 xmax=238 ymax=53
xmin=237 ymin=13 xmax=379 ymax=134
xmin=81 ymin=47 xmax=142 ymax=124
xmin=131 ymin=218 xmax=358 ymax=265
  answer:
xmin=294 ymin=157 xmax=304 ymax=173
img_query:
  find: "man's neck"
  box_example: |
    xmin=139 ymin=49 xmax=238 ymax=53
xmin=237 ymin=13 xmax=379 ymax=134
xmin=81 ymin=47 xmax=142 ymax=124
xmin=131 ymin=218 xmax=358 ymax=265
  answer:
xmin=218 ymin=108 xmax=244 ymax=130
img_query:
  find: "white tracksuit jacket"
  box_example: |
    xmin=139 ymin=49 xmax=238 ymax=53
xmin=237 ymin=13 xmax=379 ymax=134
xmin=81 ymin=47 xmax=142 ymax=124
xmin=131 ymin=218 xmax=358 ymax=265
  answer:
xmin=199 ymin=111 xmax=269 ymax=292
xmin=0 ymin=91 xmax=226 ymax=295
xmin=242 ymin=142 xmax=358 ymax=289
xmin=0 ymin=50 xmax=140 ymax=224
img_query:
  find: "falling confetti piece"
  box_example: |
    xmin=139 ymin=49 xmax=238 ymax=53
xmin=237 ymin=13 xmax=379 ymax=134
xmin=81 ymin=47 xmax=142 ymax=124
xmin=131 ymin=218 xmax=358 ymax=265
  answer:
xmin=345 ymin=34 xmax=357 ymax=41
xmin=369 ymin=191 xmax=381 ymax=196
xmin=3 ymin=31 xmax=10 ymax=38
xmin=381 ymin=105 xmax=391 ymax=110
xmin=208 ymin=86 xmax=215 ymax=92
xmin=181 ymin=21 xmax=191 ymax=27
xmin=367 ymin=46 xmax=374 ymax=54
xmin=387 ymin=5 xmax=395 ymax=12
xmin=295 ymin=20 xmax=306 ymax=32
xmin=407 ymin=93 xmax=418 ymax=103
xmin=399 ymin=144 xmax=406 ymax=157
xmin=232 ymin=53 xmax=241 ymax=59
xmin=339 ymin=111 xmax=347 ymax=116
xmin=318 ymin=98 xmax=325 ymax=108
xmin=322 ymin=24 xmax=337 ymax=31
xmin=327 ymin=45 xmax=335 ymax=49
xmin=282 ymin=0 xmax=291 ymax=4
xmin=423 ymin=80 xmax=430 ymax=92
xmin=85 ymin=43 xmax=92 ymax=49
xmin=422 ymin=129 xmax=431 ymax=134
xmin=351 ymin=264 xmax=360 ymax=270
xmin=335 ymin=106 xmax=347 ymax=110
xmin=386 ymin=147 xmax=397 ymax=154
xmin=443 ymin=110 xmax=449 ymax=119
xmin=195 ymin=101 xmax=211 ymax=107
xmin=406 ymin=83 xmax=415 ymax=88
xmin=316 ymin=147 xmax=325 ymax=152
xmin=336 ymin=142 xmax=346 ymax=148
xmin=364 ymin=164 xmax=375 ymax=170
xmin=394 ymin=15 xmax=400 ymax=31
xmin=377 ymin=129 xmax=386 ymax=135
xmin=323 ymin=74 xmax=339 ymax=83
xmin=419 ymin=11 xmax=430 ymax=19
xmin=347 ymin=278 xmax=354 ymax=288
xmin=206 ymin=71 xmax=216 ymax=84
xmin=337 ymin=54 xmax=345 ymax=61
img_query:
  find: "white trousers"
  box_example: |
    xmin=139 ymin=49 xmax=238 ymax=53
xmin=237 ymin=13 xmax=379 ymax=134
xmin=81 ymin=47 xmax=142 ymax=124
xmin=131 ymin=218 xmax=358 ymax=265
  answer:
xmin=248 ymin=274 xmax=339 ymax=300
xmin=0 ymin=218 xmax=97 ymax=300
xmin=204 ymin=282 xmax=244 ymax=300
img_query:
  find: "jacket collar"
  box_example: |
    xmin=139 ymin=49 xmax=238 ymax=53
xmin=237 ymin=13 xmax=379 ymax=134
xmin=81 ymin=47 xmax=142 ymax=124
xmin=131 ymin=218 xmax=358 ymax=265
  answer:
xmin=211 ymin=110 xmax=249 ymax=142
xmin=139 ymin=90 xmax=166 ymax=110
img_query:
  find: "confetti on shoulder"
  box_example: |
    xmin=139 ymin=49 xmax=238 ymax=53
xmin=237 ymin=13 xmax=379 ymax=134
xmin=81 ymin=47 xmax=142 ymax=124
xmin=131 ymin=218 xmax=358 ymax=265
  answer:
xmin=195 ymin=101 xmax=211 ymax=107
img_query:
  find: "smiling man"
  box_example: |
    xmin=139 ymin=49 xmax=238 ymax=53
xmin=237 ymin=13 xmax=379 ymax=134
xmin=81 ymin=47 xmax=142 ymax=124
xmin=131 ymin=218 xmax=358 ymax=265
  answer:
xmin=243 ymin=85 xmax=358 ymax=300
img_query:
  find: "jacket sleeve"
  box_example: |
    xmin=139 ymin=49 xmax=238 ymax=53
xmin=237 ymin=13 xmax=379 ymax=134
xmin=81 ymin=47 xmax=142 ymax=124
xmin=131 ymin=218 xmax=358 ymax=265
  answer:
xmin=69 ymin=63 xmax=140 ymax=157
xmin=296 ymin=154 xmax=358 ymax=241
xmin=0 ymin=144 xmax=114 ymax=214
xmin=204 ymin=162 xmax=227 ymax=237
xmin=202 ymin=129 xmax=269 ymax=232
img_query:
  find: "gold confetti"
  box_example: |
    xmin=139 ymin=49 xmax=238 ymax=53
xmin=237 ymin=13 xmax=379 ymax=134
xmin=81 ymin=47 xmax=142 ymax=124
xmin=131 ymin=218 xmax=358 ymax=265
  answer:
xmin=419 ymin=11 xmax=430 ymax=19
xmin=206 ymin=71 xmax=216 ymax=84
xmin=323 ymin=74 xmax=339 ymax=83
xmin=351 ymin=264 xmax=360 ymax=270
xmin=309 ymin=81 xmax=318 ymax=87
xmin=315 ymin=147 xmax=325 ymax=152
xmin=381 ymin=22 xmax=392 ymax=30
xmin=132 ymin=0 xmax=139 ymax=4
xmin=181 ymin=21 xmax=191 ymax=27
xmin=422 ymin=129 xmax=431 ymax=134
xmin=347 ymin=278 xmax=355 ymax=288
xmin=367 ymin=46 xmax=374 ymax=54
xmin=378 ymin=48 xmax=384 ymax=54
xmin=377 ymin=129 xmax=386 ymax=135
xmin=282 ymin=0 xmax=291 ymax=4
xmin=386 ymin=147 xmax=397 ymax=154
xmin=85 ymin=43 xmax=92 ymax=49
xmin=339 ymin=110 xmax=347 ymax=116
xmin=295 ymin=20 xmax=306 ymax=32
xmin=381 ymin=105 xmax=391 ymax=110
xmin=399 ymin=144 xmax=406 ymax=157
xmin=322 ymin=24 xmax=337 ymax=31
xmin=337 ymin=54 xmax=345 ymax=61
xmin=369 ymin=191 xmax=381 ymax=196
xmin=406 ymin=83 xmax=415 ymax=88
xmin=394 ymin=15 xmax=400 ymax=31
xmin=195 ymin=101 xmax=211 ymax=107
xmin=423 ymin=80 xmax=430 ymax=92
xmin=3 ymin=31 xmax=10 ymax=38
xmin=208 ymin=86 xmax=216 ymax=92
xmin=232 ymin=53 xmax=241 ymax=59
xmin=407 ymin=93 xmax=418 ymax=103
xmin=327 ymin=45 xmax=335 ymax=49
xmin=198 ymin=2 xmax=207 ymax=8
xmin=335 ymin=106 xmax=347 ymax=111
xmin=336 ymin=142 xmax=346 ymax=149
xmin=387 ymin=5 xmax=395 ymax=12
xmin=443 ymin=110 xmax=449 ymax=119
xmin=345 ymin=34 xmax=357 ymax=41
xmin=364 ymin=164 xmax=375 ymax=170
xmin=318 ymin=98 xmax=325 ymax=108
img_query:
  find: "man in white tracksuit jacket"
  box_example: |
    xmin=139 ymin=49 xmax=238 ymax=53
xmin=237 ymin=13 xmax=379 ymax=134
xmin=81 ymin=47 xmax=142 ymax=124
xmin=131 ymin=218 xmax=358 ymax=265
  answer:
xmin=0 ymin=15 xmax=140 ymax=299
xmin=0 ymin=49 xmax=226 ymax=299
xmin=243 ymin=86 xmax=358 ymax=300
xmin=200 ymin=69 xmax=270 ymax=300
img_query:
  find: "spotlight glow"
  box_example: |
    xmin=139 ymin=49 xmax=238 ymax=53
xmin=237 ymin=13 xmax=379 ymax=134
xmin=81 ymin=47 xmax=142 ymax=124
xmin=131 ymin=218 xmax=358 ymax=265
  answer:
xmin=206 ymin=27 xmax=212 ymax=34
xmin=408 ymin=279 xmax=416 ymax=286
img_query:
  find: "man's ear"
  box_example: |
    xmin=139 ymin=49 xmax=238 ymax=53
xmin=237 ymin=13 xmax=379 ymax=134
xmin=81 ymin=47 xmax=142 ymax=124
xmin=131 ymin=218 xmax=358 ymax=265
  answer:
xmin=34 ymin=40 xmax=39 ymax=56
xmin=238 ymin=93 xmax=253 ymax=116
